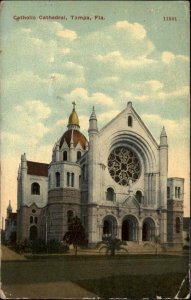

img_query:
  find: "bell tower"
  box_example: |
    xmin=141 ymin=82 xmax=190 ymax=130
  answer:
xmin=167 ymin=177 xmax=184 ymax=248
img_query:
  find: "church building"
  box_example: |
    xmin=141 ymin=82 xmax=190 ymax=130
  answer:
xmin=16 ymin=102 xmax=184 ymax=248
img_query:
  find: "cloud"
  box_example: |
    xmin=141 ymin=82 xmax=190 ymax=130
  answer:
xmin=161 ymin=51 xmax=175 ymax=64
xmin=69 ymin=88 xmax=88 ymax=99
xmin=141 ymin=113 xmax=189 ymax=144
xmin=15 ymin=100 xmax=51 ymax=120
xmin=145 ymin=80 xmax=164 ymax=92
xmin=66 ymin=88 xmax=114 ymax=107
xmin=57 ymin=29 xmax=77 ymax=41
xmin=96 ymin=51 xmax=155 ymax=69
xmin=98 ymin=110 xmax=121 ymax=123
xmin=1 ymin=100 xmax=52 ymax=153
xmin=158 ymin=85 xmax=189 ymax=99
xmin=161 ymin=52 xmax=189 ymax=64
xmin=119 ymin=90 xmax=150 ymax=102
xmin=116 ymin=20 xmax=147 ymax=40
xmin=1 ymin=132 xmax=22 ymax=144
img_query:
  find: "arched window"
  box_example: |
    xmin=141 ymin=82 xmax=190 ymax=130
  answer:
xmin=128 ymin=116 xmax=133 ymax=127
xmin=63 ymin=151 xmax=67 ymax=161
xmin=77 ymin=151 xmax=81 ymax=160
xmin=178 ymin=187 xmax=181 ymax=198
xmin=30 ymin=216 xmax=33 ymax=224
xmin=67 ymin=172 xmax=70 ymax=187
xmin=71 ymin=173 xmax=74 ymax=187
xmin=34 ymin=217 xmax=38 ymax=224
xmin=167 ymin=187 xmax=170 ymax=199
xmin=106 ymin=188 xmax=114 ymax=201
xmin=55 ymin=172 xmax=60 ymax=187
xmin=176 ymin=217 xmax=181 ymax=233
xmin=31 ymin=182 xmax=40 ymax=195
xmin=135 ymin=191 xmax=142 ymax=204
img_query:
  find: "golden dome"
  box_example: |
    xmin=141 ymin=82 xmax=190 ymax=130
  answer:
xmin=68 ymin=109 xmax=79 ymax=126
xmin=68 ymin=102 xmax=80 ymax=126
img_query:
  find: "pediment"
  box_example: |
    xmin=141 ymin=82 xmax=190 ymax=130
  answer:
xmin=60 ymin=139 xmax=69 ymax=150
xmin=121 ymin=195 xmax=140 ymax=209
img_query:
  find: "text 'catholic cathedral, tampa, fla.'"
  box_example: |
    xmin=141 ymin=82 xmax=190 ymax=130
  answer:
xmin=8 ymin=101 xmax=184 ymax=248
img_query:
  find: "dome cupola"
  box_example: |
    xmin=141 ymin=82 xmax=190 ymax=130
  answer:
xmin=67 ymin=101 xmax=80 ymax=130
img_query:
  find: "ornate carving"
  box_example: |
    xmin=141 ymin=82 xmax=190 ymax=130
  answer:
xmin=108 ymin=147 xmax=141 ymax=186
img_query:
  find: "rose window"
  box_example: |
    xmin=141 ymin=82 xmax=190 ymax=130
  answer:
xmin=107 ymin=147 xmax=141 ymax=186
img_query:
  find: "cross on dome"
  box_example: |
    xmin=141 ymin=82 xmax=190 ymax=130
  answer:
xmin=72 ymin=101 xmax=76 ymax=110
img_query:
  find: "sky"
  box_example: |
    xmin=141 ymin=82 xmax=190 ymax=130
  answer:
xmin=0 ymin=1 xmax=190 ymax=224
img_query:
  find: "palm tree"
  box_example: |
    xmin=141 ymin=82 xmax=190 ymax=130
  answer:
xmin=97 ymin=237 xmax=128 ymax=256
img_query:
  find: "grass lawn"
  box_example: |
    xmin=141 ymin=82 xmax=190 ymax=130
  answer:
xmin=2 ymin=254 xmax=189 ymax=298
xmin=76 ymin=272 xmax=189 ymax=298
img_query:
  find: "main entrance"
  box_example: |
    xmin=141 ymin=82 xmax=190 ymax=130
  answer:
xmin=122 ymin=215 xmax=138 ymax=241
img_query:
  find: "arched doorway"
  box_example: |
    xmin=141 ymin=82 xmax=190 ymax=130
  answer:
xmin=122 ymin=215 xmax=138 ymax=241
xmin=29 ymin=225 xmax=38 ymax=241
xmin=102 ymin=215 xmax=117 ymax=239
xmin=142 ymin=218 xmax=155 ymax=241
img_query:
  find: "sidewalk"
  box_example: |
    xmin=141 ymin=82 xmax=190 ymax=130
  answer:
xmin=2 ymin=282 xmax=98 ymax=299
xmin=1 ymin=245 xmax=26 ymax=261
xmin=1 ymin=245 xmax=98 ymax=299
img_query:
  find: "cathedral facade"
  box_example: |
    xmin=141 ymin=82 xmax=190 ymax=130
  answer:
xmin=16 ymin=102 xmax=184 ymax=248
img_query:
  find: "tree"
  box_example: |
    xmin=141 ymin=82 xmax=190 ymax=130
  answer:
xmin=97 ymin=237 xmax=128 ymax=256
xmin=63 ymin=216 xmax=86 ymax=255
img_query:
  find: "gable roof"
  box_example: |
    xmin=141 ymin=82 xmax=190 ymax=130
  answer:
xmin=27 ymin=161 xmax=49 ymax=177
xmin=99 ymin=104 xmax=158 ymax=148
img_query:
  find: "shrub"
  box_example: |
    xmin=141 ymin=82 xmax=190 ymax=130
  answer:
xmin=47 ymin=239 xmax=60 ymax=253
xmin=31 ymin=239 xmax=47 ymax=253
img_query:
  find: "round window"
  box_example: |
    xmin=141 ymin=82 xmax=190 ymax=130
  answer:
xmin=107 ymin=146 xmax=141 ymax=186
xmin=32 ymin=209 xmax=36 ymax=214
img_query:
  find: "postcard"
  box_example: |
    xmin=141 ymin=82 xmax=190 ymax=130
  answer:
xmin=1 ymin=1 xmax=190 ymax=299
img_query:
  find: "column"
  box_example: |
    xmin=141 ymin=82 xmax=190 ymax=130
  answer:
xmin=138 ymin=226 xmax=142 ymax=244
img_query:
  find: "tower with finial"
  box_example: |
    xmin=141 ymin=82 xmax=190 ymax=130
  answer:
xmin=88 ymin=106 xmax=99 ymax=245
xmin=7 ymin=200 xmax=12 ymax=216
xmin=159 ymin=126 xmax=168 ymax=243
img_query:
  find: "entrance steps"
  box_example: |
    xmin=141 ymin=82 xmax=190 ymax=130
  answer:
xmin=122 ymin=241 xmax=167 ymax=254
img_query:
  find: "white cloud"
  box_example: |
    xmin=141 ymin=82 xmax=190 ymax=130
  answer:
xmin=66 ymin=88 xmax=114 ymax=107
xmin=145 ymin=80 xmax=164 ymax=92
xmin=1 ymin=132 xmax=22 ymax=144
xmin=96 ymin=51 xmax=155 ymax=69
xmin=98 ymin=110 xmax=121 ymax=123
xmin=161 ymin=51 xmax=175 ymax=64
xmin=176 ymin=54 xmax=189 ymax=61
xmin=91 ymin=92 xmax=114 ymax=107
xmin=158 ymin=85 xmax=189 ymax=99
xmin=15 ymin=100 xmax=51 ymax=120
xmin=120 ymin=90 xmax=150 ymax=102
xmin=116 ymin=20 xmax=146 ymax=40
xmin=57 ymin=29 xmax=77 ymax=41
xmin=55 ymin=119 xmax=67 ymax=127
xmin=141 ymin=113 xmax=189 ymax=142
xmin=69 ymin=88 xmax=89 ymax=99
